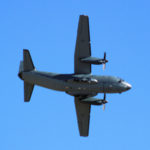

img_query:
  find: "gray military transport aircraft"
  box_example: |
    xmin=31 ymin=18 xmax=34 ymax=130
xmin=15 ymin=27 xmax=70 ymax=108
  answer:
xmin=18 ymin=15 xmax=131 ymax=137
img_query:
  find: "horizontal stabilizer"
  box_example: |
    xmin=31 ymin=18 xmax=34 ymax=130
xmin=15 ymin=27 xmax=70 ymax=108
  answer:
xmin=24 ymin=82 xmax=34 ymax=102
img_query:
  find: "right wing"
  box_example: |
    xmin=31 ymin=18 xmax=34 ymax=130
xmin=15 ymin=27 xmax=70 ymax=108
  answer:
xmin=74 ymin=15 xmax=91 ymax=74
xmin=74 ymin=97 xmax=91 ymax=136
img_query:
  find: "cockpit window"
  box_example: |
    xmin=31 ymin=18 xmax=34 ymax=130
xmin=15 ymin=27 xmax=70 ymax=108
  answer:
xmin=118 ymin=79 xmax=124 ymax=83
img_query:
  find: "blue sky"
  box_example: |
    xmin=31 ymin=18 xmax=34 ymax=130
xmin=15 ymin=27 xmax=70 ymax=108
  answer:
xmin=1 ymin=0 xmax=150 ymax=149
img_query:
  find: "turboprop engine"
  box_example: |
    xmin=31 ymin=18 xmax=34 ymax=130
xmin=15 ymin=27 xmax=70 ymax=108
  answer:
xmin=80 ymin=94 xmax=108 ymax=110
xmin=80 ymin=52 xmax=108 ymax=70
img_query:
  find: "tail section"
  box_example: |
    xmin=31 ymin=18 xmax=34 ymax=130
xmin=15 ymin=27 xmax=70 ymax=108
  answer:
xmin=18 ymin=49 xmax=35 ymax=102
xmin=24 ymin=82 xmax=34 ymax=102
xmin=18 ymin=61 xmax=23 ymax=78
xmin=23 ymin=49 xmax=35 ymax=71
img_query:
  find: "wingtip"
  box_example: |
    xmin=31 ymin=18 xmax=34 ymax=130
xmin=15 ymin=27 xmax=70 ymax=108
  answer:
xmin=79 ymin=15 xmax=89 ymax=18
xmin=80 ymin=134 xmax=89 ymax=137
xmin=23 ymin=49 xmax=29 ymax=52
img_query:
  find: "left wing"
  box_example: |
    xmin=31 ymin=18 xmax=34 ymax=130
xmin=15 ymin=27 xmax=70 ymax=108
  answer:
xmin=74 ymin=15 xmax=108 ymax=72
xmin=74 ymin=97 xmax=91 ymax=136
xmin=74 ymin=15 xmax=91 ymax=74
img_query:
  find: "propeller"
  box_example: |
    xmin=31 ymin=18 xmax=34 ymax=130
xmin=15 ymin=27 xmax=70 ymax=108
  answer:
xmin=103 ymin=52 xmax=108 ymax=70
xmin=102 ymin=93 xmax=108 ymax=111
xmin=103 ymin=64 xmax=106 ymax=70
xmin=103 ymin=103 xmax=106 ymax=111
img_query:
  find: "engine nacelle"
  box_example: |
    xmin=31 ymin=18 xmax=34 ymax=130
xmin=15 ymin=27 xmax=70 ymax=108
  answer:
xmin=80 ymin=56 xmax=108 ymax=65
xmin=80 ymin=97 xmax=108 ymax=105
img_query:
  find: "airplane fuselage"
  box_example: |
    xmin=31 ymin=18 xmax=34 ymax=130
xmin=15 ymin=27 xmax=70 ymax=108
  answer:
xmin=19 ymin=70 xmax=131 ymax=97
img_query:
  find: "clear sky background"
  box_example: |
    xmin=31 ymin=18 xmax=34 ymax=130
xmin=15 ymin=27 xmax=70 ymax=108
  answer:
xmin=0 ymin=0 xmax=150 ymax=150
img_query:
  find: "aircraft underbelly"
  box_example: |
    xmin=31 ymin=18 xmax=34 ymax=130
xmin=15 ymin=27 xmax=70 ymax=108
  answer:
xmin=65 ymin=83 xmax=101 ymax=96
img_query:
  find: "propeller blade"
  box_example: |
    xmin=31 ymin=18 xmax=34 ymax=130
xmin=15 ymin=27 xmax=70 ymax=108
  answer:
xmin=103 ymin=104 xmax=105 ymax=111
xmin=104 ymin=93 xmax=106 ymax=100
xmin=103 ymin=63 xmax=106 ymax=70
xmin=104 ymin=52 xmax=106 ymax=60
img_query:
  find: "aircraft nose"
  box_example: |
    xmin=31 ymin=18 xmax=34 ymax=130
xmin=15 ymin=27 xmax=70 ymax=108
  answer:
xmin=124 ymin=82 xmax=132 ymax=90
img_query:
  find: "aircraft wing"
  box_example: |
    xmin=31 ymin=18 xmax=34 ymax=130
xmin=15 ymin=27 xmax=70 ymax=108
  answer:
xmin=74 ymin=97 xmax=91 ymax=136
xmin=74 ymin=15 xmax=91 ymax=74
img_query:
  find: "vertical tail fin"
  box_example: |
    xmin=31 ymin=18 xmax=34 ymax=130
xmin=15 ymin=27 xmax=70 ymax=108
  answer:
xmin=23 ymin=49 xmax=35 ymax=71
xmin=23 ymin=49 xmax=35 ymax=102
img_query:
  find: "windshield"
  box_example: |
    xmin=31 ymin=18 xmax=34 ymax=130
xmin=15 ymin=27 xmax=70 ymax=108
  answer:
xmin=118 ymin=78 xmax=124 ymax=83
